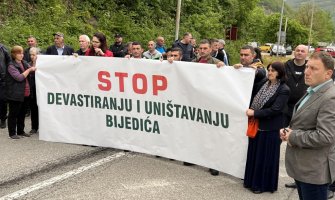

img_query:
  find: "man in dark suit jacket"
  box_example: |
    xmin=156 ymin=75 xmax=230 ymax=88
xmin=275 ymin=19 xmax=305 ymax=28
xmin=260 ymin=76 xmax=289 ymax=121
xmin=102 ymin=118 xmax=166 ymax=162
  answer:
xmin=280 ymin=51 xmax=335 ymax=200
xmin=46 ymin=32 xmax=74 ymax=55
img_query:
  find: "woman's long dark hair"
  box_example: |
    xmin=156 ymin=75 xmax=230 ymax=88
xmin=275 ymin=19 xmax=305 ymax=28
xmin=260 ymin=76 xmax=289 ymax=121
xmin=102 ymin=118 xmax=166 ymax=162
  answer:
xmin=88 ymin=32 xmax=108 ymax=56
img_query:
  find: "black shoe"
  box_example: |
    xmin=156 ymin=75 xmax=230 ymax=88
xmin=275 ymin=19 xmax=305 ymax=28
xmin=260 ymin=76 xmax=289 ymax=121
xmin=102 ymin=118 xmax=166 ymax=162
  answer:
xmin=209 ymin=168 xmax=219 ymax=176
xmin=29 ymin=129 xmax=38 ymax=134
xmin=0 ymin=120 xmax=6 ymax=129
xmin=328 ymin=190 xmax=334 ymax=199
xmin=252 ymin=190 xmax=263 ymax=194
xmin=183 ymin=162 xmax=195 ymax=166
xmin=25 ymin=110 xmax=30 ymax=117
xmin=285 ymin=182 xmax=297 ymax=188
xmin=10 ymin=135 xmax=20 ymax=139
xmin=18 ymin=133 xmax=31 ymax=137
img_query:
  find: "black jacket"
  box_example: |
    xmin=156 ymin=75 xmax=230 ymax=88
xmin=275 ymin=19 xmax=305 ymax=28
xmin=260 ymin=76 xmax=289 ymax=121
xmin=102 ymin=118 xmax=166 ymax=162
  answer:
xmin=172 ymin=41 xmax=194 ymax=62
xmin=109 ymin=43 xmax=126 ymax=57
xmin=284 ymin=59 xmax=308 ymax=107
xmin=5 ymin=60 xmax=30 ymax=102
xmin=253 ymin=82 xmax=290 ymax=130
xmin=0 ymin=44 xmax=11 ymax=100
xmin=46 ymin=45 xmax=74 ymax=55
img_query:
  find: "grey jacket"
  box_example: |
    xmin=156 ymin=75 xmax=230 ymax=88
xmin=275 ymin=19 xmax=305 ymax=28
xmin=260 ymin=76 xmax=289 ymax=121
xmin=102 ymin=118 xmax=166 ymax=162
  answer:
xmin=285 ymin=81 xmax=335 ymax=184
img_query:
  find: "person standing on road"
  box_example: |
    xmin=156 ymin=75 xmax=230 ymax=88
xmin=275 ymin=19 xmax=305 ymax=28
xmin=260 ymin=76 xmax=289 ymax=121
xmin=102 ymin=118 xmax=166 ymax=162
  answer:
xmin=190 ymin=39 xmax=224 ymax=176
xmin=28 ymin=47 xmax=40 ymax=134
xmin=85 ymin=32 xmax=113 ymax=57
xmin=125 ymin=42 xmax=145 ymax=59
xmin=283 ymin=45 xmax=309 ymax=128
xmin=0 ymin=43 xmax=11 ymax=129
xmin=76 ymin=35 xmax=90 ymax=56
xmin=172 ymin=32 xmax=194 ymax=62
xmin=23 ymin=36 xmax=39 ymax=63
xmin=109 ymin=33 xmax=126 ymax=57
xmin=244 ymin=61 xmax=290 ymax=194
xmin=46 ymin=32 xmax=74 ymax=55
xmin=6 ymin=46 xmax=36 ymax=139
xmin=210 ymin=39 xmax=225 ymax=62
xmin=143 ymin=41 xmax=162 ymax=60
xmin=156 ymin=36 xmax=167 ymax=58
xmin=280 ymin=51 xmax=335 ymax=200
xmin=218 ymin=39 xmax=229 ymax=66
xmin=233 ymin=45 xmax=267 ymax=100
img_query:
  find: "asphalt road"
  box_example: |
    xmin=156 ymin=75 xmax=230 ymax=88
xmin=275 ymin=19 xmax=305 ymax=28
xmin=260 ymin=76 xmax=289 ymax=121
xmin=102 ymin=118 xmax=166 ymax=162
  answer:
xmin=0 ymin=118 xmax=299 ymax=200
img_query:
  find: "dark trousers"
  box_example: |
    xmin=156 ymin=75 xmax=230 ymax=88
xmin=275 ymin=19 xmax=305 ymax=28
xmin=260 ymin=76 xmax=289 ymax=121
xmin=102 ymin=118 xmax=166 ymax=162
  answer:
xmin=30 ymin=93 xmax=39 ymax=130
xmin=329 ymin=182 xmax=335 ymax=192
xmin=8 ymin=98 xmax=29 ymax=136
xmin=0 ymin=99 xmax=7 ymax=121
xmin=295 ymin=180 xmax=328 ymax=200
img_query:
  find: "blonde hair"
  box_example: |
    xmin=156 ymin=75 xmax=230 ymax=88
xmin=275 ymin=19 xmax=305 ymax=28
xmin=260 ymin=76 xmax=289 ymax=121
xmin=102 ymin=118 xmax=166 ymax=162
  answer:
xmin=11 ymin=46 xmax=24 ymax=60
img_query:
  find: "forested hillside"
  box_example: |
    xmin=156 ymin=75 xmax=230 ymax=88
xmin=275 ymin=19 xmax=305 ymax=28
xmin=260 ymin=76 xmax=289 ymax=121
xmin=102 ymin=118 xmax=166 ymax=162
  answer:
xmin=287 ymin=0 xmax=335 ymax=25
xmin=0 ymin=0 xmax=258 ymax=50
xmin=0 ymin=0 xmax=333 ymax=63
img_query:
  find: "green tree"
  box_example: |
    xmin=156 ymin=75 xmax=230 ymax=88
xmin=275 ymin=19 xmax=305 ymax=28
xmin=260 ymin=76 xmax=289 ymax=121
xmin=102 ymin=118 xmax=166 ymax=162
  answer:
xmin=294 ymin=3 xmax=335 ymax=43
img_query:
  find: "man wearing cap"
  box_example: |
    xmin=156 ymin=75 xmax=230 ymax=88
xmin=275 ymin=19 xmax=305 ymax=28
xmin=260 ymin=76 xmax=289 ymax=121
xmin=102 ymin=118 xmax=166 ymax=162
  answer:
xmin=46 ymin=32 xmax=74 ymax=55
xmin=109 ymin=34 xmax=126 ymax=57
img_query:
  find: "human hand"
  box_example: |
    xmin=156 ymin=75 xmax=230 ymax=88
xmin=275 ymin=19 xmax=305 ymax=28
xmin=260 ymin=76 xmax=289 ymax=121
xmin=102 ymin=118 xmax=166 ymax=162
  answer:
xmin=280 ymin=128 xmax=292 ymax=143
xmin=167 ymin=56 xmax=174 ymax=63
xmin=94 ymin=48 xmax=104 ymax=56
xmin=233 ymin=63 xmax=243 ymax=69
xmin=246 ymin=109 xmax=254 ymax=117
xmin=216 ymin=61 xmax=225 ymax=68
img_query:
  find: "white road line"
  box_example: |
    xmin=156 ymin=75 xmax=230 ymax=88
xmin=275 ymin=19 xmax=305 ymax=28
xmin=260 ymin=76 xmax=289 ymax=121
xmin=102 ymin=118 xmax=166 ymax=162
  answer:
xmin=0 ymin=152 xmax=125 ymax=200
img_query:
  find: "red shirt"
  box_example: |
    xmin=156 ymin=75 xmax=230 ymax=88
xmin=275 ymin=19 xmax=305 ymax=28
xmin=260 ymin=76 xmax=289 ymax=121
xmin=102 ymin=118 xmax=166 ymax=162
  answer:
xmin=85 ymin=49 xmax=114 ymax=57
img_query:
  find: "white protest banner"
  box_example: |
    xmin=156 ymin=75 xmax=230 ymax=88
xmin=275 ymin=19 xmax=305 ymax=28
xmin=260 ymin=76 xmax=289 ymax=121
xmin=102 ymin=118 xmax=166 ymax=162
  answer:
xmin=36 ymin=55 xmax=255 ymax=178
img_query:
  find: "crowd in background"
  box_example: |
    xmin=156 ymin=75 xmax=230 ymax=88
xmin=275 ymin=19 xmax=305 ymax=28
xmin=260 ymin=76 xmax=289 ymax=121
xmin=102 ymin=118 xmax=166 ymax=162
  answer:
xmin=0 ymin=31 xmax=334 ymax=200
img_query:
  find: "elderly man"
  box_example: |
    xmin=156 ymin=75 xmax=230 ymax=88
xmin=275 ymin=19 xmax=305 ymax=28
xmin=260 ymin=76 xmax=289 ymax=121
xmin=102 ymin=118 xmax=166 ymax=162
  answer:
xmin=46 ymin=32 xmax=74 ymax=55
xmin=211 ymin=39 xmax=225 ymax=62
xmin=156 ymin=36 xmax=166 ymax=56
xmin=143 ymin=41 xmax=162 ymax=60
xmin=76 ymin=35 xmax=90 ymax=55
xmin=0 ymin=43 xmax=11 ymax=128
xmin=280 ymin=51 xmax=335 ymax=200
xmin=218 ymin=39 xmax=229 ymax=66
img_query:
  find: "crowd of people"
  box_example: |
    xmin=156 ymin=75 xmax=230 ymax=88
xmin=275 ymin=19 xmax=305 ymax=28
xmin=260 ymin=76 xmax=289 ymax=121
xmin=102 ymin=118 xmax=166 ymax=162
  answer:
xmin=0 ymin=31 xmax=335 ymax=200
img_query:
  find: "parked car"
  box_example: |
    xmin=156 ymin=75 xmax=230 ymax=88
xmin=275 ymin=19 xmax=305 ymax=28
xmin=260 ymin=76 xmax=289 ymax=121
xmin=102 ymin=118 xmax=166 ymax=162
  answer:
xmin=260 ymin=43 xmax=273 ymax=53
xmin=285 ymin=45 xmax=292 ymax=55
xmin=315 ymin=46 xmax=335 ymax=58
xmin=307 ymin=45 xmax=315 ymax=53
xmin=270 ymin=44 xmax=286 ymax=56
xmin=248 ymin=41 xmax=259 ymax=48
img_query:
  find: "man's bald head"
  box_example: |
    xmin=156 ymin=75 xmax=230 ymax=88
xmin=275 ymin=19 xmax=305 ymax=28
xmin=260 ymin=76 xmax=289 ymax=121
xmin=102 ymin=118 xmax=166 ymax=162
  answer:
xmin=294 ymin=45 xmax=308 ymax=62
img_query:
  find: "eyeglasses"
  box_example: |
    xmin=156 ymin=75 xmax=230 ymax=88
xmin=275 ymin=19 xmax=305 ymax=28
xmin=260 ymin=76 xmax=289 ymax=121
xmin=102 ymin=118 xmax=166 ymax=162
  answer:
xmin=92 ymin=41 xmax=100 ymax=44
